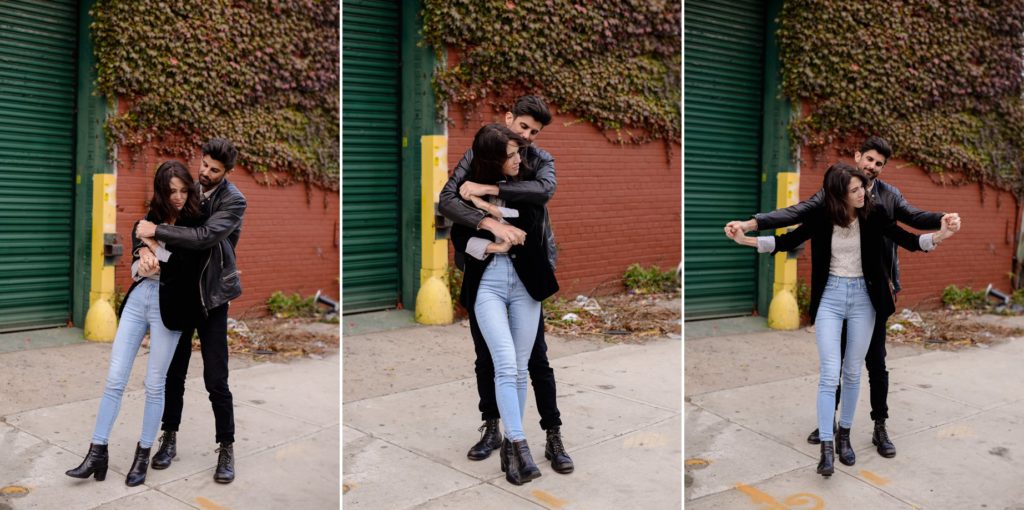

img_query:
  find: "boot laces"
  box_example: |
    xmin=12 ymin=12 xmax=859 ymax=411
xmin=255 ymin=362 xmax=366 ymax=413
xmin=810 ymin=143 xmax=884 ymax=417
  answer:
xmin=216 ymin=446 xmax=232 ymax=469
xmin=875 ymin=422 xmax=892 ymax=444
xmin=547 ymin=429 xmax=567 ymax=456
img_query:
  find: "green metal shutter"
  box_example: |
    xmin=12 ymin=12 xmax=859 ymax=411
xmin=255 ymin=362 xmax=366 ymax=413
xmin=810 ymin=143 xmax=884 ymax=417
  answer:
xmin=684 ymin=0 xmax=765 ymax=319
xmin=341 ymin=0 xmax=402 ymax=312
xmin=0 ymin=0 xmax=77 ymax=331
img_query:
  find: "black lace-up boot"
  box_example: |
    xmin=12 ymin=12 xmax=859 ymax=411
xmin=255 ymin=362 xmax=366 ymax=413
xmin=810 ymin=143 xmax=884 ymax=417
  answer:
xmin=467 ymin=419 xmax=502 ymax=461
xmin=544 ymin=427 xmax=574 ymax=474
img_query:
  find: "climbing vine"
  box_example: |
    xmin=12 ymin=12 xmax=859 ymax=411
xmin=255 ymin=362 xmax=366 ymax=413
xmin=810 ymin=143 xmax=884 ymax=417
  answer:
xmin=91 ymin=0 xmax=339 ymax=188
xmin=778 ymin=0 xmax=1024 ymax=196
xmin=421 ymin=0 xmax=680 ymax=145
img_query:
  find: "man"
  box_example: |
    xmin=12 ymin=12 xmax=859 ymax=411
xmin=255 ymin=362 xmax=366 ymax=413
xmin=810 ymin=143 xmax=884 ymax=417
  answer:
xmin=134 ymin=138 xmax=247 ymax=483
xmin=438 ymin=95 xmax=573 ymax=474
xmin=728 ymin=136 xmax=955 ymax=459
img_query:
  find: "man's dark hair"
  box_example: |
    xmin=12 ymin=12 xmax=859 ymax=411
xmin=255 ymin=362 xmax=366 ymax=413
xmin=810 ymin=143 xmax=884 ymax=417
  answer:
xmin=202 ymin=138 xmax=239 ymax=171
xmin=150 ymin=160 xmax=201 ymax=224
xmin=822 ymin=162 xmax=873 ymax=228
xmin=469 ymin=123 xmax=528 ymax=185
xmin=859 ymin=136 xmax=892 ymax=160
xmin=511 ymin=95 xmax=552 ymax=126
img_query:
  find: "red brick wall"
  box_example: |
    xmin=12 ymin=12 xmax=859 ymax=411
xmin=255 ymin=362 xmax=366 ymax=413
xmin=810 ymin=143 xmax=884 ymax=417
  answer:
xmin=795 ymin=145 xmax=1019 ymax=310
xmin=113 ymin=146 xmax=340 ymax=318
xmin=446 ymin=103 xmax=682 ymax=296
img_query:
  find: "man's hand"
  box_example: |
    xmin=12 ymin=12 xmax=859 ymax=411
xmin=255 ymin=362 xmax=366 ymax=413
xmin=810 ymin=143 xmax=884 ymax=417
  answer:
xmin=482 ymin=218 xmax=526 ymax=245
xmin=941 ymin=213 xmax=961 ymax=233
xmin=136 ymin=220 xmax=157 ymax=238
xmin=726 ymin=218 xmax=757 ymax=234
xmin=459 ymin=181 xmax=498 ymax=200
xmin=487 ymin=239 xmax=513 ymax=254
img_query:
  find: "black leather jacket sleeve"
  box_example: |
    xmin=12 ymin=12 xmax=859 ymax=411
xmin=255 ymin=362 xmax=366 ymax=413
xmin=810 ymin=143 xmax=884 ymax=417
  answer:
xmin=154 ymin=191 xmax=247 ymax=249
xmin=771 ymin=219 xmax=817 ymax=254
xmin=755 ymin=189 xmax=825 ymax=231
xmin=887 ymin=186 xmax=943 ymax=230
xmin=879 ymin=218 xmax=926 ymax=252
xmin=439 ymin=150 xmax=487 ymax=229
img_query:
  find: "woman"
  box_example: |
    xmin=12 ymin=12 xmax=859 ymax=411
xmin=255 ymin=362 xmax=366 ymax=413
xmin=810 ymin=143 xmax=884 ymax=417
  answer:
xmin=450 ymin=123 xmax=559 ymax=485
xmin=724 ymin=162 xmax=958 ymax=477
xmin=66 ymin=161 xmax=204 ymax=486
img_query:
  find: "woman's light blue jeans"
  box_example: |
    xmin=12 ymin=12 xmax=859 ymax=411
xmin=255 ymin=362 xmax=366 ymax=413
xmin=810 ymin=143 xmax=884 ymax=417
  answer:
xmin=815 ymin=275 xmax=876 ymax=442
xmin=474 ymin=254 xmax=541 ymax=442
xmin=91 ymin=279 xmax=181 ymax=448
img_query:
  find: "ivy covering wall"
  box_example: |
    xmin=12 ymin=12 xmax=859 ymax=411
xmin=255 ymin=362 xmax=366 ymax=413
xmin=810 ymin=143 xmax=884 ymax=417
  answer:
xmin=421 ymin=0 xmax=681 ymax=145
xmin=91 ymin=0 xmax=339 ymax=188
xmin=778 ymin=1 xmax=1024 ymax=195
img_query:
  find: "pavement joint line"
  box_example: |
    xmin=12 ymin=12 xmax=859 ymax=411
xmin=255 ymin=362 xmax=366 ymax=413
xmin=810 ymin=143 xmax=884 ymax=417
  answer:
xmin=562 ymin=381 xmax=681 ymax=414
xmin=232 ymin=397 xmax=337 ymax=429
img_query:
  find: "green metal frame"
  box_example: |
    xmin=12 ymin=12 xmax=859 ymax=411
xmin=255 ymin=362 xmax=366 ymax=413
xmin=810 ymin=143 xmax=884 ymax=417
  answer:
xmin=400 ymin=0 xmax=444 ymax=310
xmin=72 ymin=0 xmax=112 ymax=327
xmin=756 ymin=0 xmax=793 ymax=316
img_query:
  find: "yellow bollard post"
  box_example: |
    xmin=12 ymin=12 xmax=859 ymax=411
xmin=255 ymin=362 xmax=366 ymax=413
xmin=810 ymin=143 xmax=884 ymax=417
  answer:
xmin=415 ymin=135 xmax=454 ymax=324
xmin=767 ymin=172 xmax=800 ymax=330
xmin=84 ymin=174 xmax=118 ymax=341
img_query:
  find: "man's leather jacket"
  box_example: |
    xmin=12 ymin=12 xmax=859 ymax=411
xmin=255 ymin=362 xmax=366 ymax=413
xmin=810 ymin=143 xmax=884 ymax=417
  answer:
xmin=147 ymin=179 xmax=247 ymax=313
xmin=439 ymin=145 xmax=557 ymax=270
xmin=754 ymin=178 xmax=943 ymax=293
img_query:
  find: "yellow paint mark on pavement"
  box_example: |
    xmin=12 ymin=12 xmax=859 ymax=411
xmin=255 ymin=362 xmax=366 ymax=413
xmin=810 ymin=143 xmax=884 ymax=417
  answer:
xmin=531 ymin=490 xmax=569 ymax=508
xmin=1 ymin=486 xmax=29 ymax=497
xmin=735 ymin=484 xmax=824 ymax=509
xmin=685 ymin=458 xmax=710 ymax=467
xmin=195 ymin=497 xmax=230 ymax=510
xmin=860 ymin=470 xmax=890 ymax=486
xmin=622 ymin=431 xmax=667 ymax=448
xmin=343 ymin=483 xmax=354 ymax=494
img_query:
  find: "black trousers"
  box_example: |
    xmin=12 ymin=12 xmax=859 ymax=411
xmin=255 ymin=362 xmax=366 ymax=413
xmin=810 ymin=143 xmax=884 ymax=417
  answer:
xmin=835 ymin=312 xmax=890 ymax=422
xmin=161 ymin=303 xmax=235 ymax=444
xmin=469 ymin=308 xmax=562 ymax=431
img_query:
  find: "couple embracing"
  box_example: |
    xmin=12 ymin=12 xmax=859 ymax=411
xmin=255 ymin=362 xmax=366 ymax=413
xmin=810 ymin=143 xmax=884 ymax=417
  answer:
xmin=66 ymin=139 xmax=246 ymax=486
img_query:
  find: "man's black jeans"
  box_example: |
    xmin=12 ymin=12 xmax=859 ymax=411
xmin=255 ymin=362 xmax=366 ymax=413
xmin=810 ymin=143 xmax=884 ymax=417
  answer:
xmin=161 ymin=303 xmax=235 ymax=444
xmin=834 ymin=313 xmax=890 ymax=422
xmin=469 ymin=309 xmax=562 ymax=431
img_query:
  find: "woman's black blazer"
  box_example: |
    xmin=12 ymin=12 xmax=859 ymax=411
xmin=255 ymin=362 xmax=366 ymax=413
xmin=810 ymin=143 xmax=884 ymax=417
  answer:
xmin=772 ymin=210 xmax=927 ymax=323
xmin=451 ymin=199 xmax=559 ymax=311
xmin=119 ymin=213 xmax=204 ymax=331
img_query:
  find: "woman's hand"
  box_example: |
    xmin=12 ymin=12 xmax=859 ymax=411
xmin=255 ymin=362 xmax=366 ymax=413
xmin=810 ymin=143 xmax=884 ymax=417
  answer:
xmin=723 ymin=222 xmax=758 ymax=247
xmin=486 ymin=239 xmax=513 ymax=254
xmin=936 ymin=213 xmax=961 ymax=243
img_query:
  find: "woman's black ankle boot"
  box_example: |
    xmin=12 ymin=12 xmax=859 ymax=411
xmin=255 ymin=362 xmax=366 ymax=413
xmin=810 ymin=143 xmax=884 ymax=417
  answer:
xmin=836 ymin=426 xmax=856 ymax=466
xmin=125 ymin=443 xmax=152 ymax=487
xmin=817 ymin=440 xmax=835 ymax=477
xmin=509 ymin=439 xmax=541 ymax=485
xmin=65 ymin=443 xmax=109 ymax=481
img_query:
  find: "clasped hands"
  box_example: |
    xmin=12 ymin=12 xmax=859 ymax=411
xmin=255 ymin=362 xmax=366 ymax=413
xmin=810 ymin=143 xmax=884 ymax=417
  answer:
xmin=463 ymin=180 xmax=526 ymax=247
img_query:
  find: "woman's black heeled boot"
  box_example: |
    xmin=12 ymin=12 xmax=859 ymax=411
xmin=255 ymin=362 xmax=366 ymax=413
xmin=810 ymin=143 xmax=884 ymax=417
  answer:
xmin=505 ymin=439 xmax=541 ymax=485
xmin=817 ymin=441 xmax=835 ymax=477
xmin=65 ymin=443 xmax=109 ymax=481
xmin=836 ymin=426 xmax=856 ymax=466
xmin=125 ymin=443 xmax=152 ymax=487
xmin=499 ymin=438 xmax=510 ymax=473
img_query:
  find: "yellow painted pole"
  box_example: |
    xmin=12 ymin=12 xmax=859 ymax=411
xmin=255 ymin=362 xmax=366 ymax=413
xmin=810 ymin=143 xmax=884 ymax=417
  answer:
xmin=84 ymin=174 xmax=118 ymax=341
xmin=415 ymin=135 xmax=454 ymax=324
xmin=767 ymin=172 xmax=800 ymax=330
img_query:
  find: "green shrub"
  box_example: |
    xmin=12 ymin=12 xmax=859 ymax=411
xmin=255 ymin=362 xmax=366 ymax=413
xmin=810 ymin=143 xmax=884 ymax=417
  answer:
xmin=266 ymin=291 xmax=316 ymax=318
xmin=941 ymin=285 xmax=988 ymax=310
xmin=623 ymin=263 xmax=679 ymax=294
xmin=447 ymin=265 xmax=464 ymax=310
xmin=796 ymin=278 xmax=811 ymax=320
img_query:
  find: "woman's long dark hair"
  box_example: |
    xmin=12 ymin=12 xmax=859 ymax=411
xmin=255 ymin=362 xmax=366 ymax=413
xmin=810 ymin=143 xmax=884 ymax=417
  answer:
xmin=150 ymin=160 xmax=201 ymax=224
xmin=823 ymin=162 xmax=873 ymax=228
xmin=469 ymin=123 xmax=529 ymax=185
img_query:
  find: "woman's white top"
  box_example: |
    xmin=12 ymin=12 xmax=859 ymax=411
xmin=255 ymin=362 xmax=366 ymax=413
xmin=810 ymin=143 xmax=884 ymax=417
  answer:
xmin=829 ymin=218 xmax=863 ymax=277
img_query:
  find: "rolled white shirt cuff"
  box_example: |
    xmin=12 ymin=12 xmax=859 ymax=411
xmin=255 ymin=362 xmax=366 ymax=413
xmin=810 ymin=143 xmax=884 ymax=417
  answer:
xmin=920 ymin=233 xmax=937 ymax=251
xmin=154 ymin=244 xmax=172 ymax=262
xmin=466 ymin=237 xmax=491 ymax=260
xmin=497 ymin=206 xmax=519 ymax=218
xmin=756 ymin=236 xmax=775 ymax=253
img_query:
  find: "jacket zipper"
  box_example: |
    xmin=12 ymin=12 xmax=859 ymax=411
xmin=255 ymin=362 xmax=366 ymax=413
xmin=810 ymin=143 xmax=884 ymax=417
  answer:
xmin=199 ymin=250 xmax=211 ymax=318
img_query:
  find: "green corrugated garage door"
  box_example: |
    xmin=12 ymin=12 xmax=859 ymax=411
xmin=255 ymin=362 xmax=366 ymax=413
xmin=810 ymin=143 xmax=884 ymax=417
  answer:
xmin=684 ymin=0 xmax=765 ymax=319
xmin=0 ymin=0 xmax=77 ymax=331
xmin=342 ymin=0 xmax=401 ymax=312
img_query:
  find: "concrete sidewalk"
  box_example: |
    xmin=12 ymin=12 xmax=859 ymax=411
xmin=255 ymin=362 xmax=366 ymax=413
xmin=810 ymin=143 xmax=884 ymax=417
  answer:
xmin=685 ymin=318 xmax=1024 ymax=509
xmin=342 ymin=322 xmax=682 ymax=509
xmin=0 ymin=329 xmax=339 ymax=509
